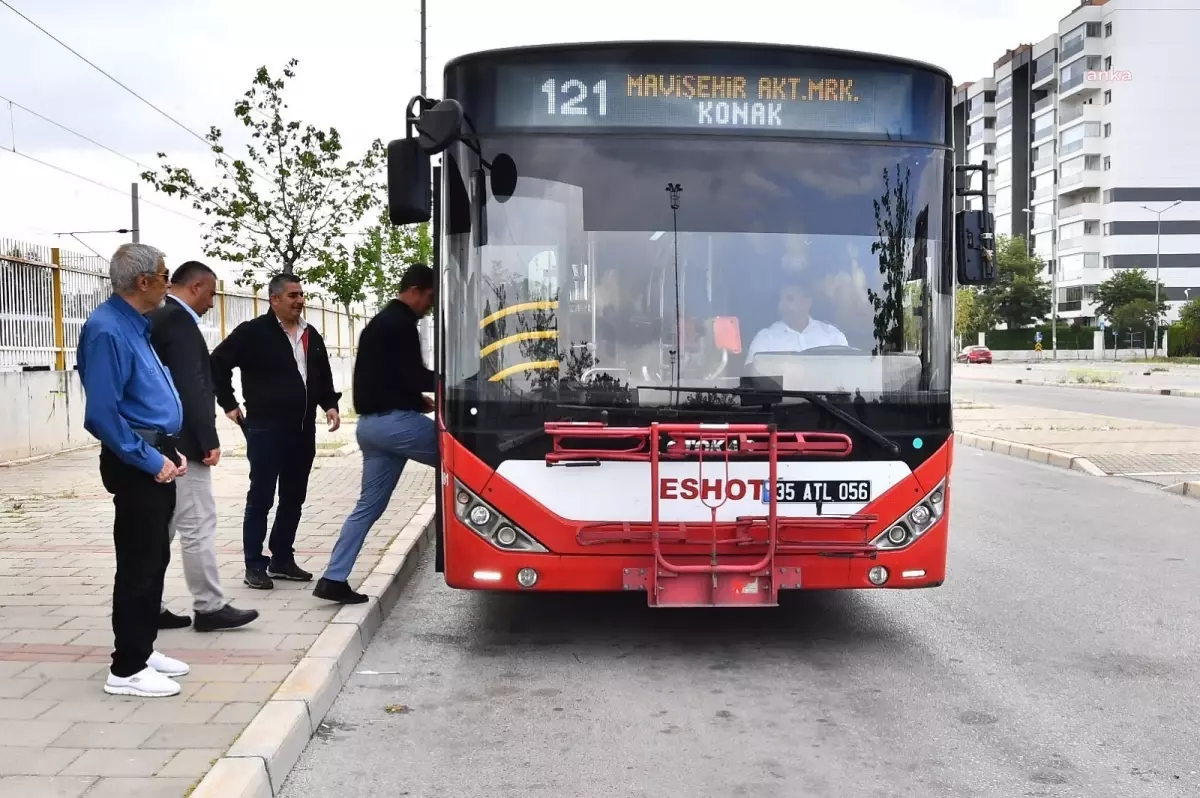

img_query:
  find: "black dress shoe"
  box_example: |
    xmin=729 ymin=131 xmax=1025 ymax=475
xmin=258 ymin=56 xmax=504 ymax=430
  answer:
xmin=313 ymin=577 xmax=369 ymax=604
xmin=243 ymin=568 xmax=274 ymax=589
xmin=158 ymin=609 xmax=192 ymax=629
xmin=194 ymin=604 xmax=260 ymax=632
xmin=267 ymin=561 xmax=313 ymax=582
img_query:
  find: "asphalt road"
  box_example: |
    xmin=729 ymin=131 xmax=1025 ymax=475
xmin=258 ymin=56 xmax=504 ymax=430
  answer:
xmin=955 ymin=376 xmax=1200 ymax=428
xmin=281 ymin=452 xmax=1200 ymax=798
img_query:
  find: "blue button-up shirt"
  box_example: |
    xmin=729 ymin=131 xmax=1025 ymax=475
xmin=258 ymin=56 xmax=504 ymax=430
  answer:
xmin=77 ymin=294 xmax=183 ymax=475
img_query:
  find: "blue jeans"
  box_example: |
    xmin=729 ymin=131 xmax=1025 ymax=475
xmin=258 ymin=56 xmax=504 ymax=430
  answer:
xmin=323 ymin=411 xmax=438 ymax=582
xmin=242 ymin=424 xmax=315 ymax=571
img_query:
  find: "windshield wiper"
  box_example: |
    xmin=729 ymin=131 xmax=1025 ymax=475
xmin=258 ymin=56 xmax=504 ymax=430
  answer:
xmin=635 ymin=385 xmax=902 ymax=457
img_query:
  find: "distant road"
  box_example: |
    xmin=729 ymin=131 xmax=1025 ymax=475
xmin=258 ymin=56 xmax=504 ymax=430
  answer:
xmin=954 ymin=377 xmax=1200 ymax=428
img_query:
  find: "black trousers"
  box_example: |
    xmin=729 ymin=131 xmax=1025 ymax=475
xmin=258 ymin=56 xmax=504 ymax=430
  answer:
xmin=99 ymin=445 xmax=176 ymax=677
xmin=242 ymin=423 xmax=316 ymax=570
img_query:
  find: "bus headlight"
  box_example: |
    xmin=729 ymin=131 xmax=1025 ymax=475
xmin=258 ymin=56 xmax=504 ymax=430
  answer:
xmin=452 ymin=480 xmax=549 ymax=553
xmin=870 ymin=478 xmax=946 ymax=551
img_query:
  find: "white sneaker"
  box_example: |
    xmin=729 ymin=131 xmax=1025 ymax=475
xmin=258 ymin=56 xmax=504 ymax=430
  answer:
xmin=147 ymin=650 xmax=189 ymax=677
xmin=104 ymin=666 xmax=180 ymax=698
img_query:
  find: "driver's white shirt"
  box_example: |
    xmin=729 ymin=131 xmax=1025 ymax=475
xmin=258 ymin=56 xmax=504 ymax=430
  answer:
xmin=745 ymin=319 xmax=848 ymax=364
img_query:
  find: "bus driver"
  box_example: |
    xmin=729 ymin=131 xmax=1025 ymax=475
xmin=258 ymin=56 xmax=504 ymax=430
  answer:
xmin=744 ymin=274 xmax=848 ymax=364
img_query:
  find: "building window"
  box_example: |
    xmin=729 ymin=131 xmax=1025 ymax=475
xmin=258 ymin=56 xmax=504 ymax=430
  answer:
xmin=1103 ymin=190 xmax=1113 ymax=203
xmin=1104 ymin=156 xmax=1112 ymax=171
xmin=1105 ymin=22 xmax=1112 ymax=37
xmin=1086 ymin=22 xmax=1102 ymax=37
xmin=984 ymin=144 xmax=995 ymax=156
xmin=1104 ymin=56 xmax=1112 ymax=71
xmin=1104 ymin=89 xmax=1112 ymax=104
xmin=1104 ymin=122 xmax=1112 ymax=138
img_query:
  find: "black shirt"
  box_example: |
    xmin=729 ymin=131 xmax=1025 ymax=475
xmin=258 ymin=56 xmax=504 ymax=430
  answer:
xmin=353 ymin=299 xmax=434 ymax=415
xmin=210 ymin=311 xmax=340 ymax=430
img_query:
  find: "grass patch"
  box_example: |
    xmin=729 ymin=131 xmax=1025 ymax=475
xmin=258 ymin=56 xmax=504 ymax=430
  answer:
xmin=1062 ymin=368 xmax=1119 ymax=384
xmin=317 ymin=440 xmax=347 ymax=450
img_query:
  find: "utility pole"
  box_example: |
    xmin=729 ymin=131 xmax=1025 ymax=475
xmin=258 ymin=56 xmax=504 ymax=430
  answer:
xmin=130 ymin=183 xmax=140 ymax=243
xmin=1141 ymin=200 xmax=1181 ymax=358
xmin=420 ymin=0 xmax=427 ymax=97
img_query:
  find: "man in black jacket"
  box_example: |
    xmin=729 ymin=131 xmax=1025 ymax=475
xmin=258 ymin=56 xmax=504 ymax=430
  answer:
xmin=314 ymin=263 xmax=437 ymax=604
xmin=148 ymin=261 xmax=259 ymax=630
xmin=211 ymin=273 xmax=342 ymax=590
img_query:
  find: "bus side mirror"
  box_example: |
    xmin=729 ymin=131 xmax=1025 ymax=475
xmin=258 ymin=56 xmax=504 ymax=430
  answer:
xmin=712 ymin=316 xmax=742 ymax=354
xmin=955 ymin=209 xmax=998 ymax=285
xmin=387 ymin=138 xmax=431 ymax=225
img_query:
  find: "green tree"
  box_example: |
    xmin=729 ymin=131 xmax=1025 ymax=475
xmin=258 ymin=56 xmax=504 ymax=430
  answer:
xmin=955 ymin=287 xmax=994 ymax=339
xmin=1093 ymin=268 xmax=1167 ymax=323
xmin=141 ymin=59 xmax=385 ymax=288
xmin=363 ymin=213 xmax=433 ymax=301
xmin=306 ymin=241 xmax=378 ymax=320
xmin=1175 ymin=297 xmax=1200 ymax=355
xmin=979 ymin=235 xmax=1051 ymax=328
xmin=1111 ymin=298 xmax=1158 ymax=333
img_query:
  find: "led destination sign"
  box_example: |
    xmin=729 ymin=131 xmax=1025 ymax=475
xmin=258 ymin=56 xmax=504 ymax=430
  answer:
xmin=493 ymin=63 xmax=924 ymax=138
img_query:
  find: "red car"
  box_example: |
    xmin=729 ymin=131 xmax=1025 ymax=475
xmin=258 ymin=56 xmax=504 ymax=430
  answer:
xmin=957 ymin=345 xmax=992 ymax=364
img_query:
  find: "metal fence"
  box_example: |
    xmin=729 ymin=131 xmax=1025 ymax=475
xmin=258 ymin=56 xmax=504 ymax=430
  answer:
xmin=0 ymin=237 xmax=370 ymax=371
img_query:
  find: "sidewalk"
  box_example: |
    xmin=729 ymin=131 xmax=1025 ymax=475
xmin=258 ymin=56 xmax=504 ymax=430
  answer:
xmin=954 ymin=397 xmax=1200 ymax=487
xmin=955 ymin=361 xmax=1200 ymax=397
xmin=0 ymin=420 xmax=433 ymax=797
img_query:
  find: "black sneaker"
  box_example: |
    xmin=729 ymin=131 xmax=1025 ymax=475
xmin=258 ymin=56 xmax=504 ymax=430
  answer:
xmin=313 ymin=577 xmax=369 ymax=604
xmin=267 ymin=561 xmax=313 ymax=582
xmin=243 ymin=568 xmax=274 ymax=590
xmin=194 ymin=604 xmax=260 ymax=632
xmin=158 ymin=609 xmax=191 ymax=629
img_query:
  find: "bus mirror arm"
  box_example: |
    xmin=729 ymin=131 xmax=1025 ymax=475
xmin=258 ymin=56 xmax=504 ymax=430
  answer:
xmin=387 ymin=95 xmax=521 ymax=226
xmin=953 ymin=160 xmax=998 ymax=286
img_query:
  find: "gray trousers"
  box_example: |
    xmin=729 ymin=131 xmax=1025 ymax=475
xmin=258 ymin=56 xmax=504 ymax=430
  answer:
xmin=161 ymin=461 xmax=226 ymax=614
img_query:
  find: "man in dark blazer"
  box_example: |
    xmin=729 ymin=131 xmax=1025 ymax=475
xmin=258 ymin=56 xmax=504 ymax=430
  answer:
xmin=210 ymin=273 xmax=342 ymax=590
xmin=148 ymin=261 xmax=258 ymax=632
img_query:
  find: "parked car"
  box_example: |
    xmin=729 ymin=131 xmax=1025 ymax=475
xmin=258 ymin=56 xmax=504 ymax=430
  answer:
xmin=956 ymin=345 xmax=992 ymax=364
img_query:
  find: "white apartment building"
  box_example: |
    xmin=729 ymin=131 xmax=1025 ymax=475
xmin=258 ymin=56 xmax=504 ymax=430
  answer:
xmin=954 ymin=0 xmax=1200 ymax=324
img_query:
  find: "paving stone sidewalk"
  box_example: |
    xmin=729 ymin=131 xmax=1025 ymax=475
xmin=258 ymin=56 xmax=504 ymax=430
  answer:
xmin=954 ymin=397 xmax=1200 ymax=485
xmin=0 ymin=420 xmax=433 ymax=797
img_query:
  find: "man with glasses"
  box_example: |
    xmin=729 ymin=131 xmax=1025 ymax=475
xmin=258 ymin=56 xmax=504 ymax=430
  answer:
xmin=77 ymin=243 xmax=191 ymax=698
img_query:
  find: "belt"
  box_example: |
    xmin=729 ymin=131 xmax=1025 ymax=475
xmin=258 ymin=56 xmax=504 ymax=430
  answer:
xmin=130 ymin=428 xmax=176 ymax=449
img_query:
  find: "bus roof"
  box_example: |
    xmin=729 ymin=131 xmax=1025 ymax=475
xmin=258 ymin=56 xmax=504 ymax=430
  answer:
xmin=443 ymin=41 xmax=953 ymax=83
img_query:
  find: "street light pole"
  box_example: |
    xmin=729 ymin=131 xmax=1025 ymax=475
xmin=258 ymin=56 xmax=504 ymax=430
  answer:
xmin=1140 ymin=200 xmax=1181 ymax=357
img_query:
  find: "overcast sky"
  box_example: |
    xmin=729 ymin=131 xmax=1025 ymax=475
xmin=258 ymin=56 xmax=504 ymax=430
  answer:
xmin=0 ymin=0 xmax=1079 ymax=282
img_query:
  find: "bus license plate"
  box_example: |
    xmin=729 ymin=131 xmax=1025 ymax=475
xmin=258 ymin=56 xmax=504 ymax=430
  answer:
xmin=761 ymin=480 xmax=872 ymax=504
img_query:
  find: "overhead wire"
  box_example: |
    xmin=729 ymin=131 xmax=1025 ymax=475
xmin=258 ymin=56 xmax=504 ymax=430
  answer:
xmin=0 ymin=0 xmax=274 ymax=184
xmin=1 ymin=148 xmax=204 ymax=224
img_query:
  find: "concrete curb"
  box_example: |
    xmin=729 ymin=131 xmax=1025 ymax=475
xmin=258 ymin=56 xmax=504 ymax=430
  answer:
xmin=961 ymin=375 xmax=1200 ymax=398
xmin=189 ymin=495 xmax=437 ymax=798
xmin=954 ymin=432 xmax=1107 ymax=476
xmin=1161 ymin=480 xmax=1200 ymax=500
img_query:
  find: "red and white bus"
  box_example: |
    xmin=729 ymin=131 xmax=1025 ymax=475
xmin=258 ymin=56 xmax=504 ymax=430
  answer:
xmin=388 ymin=41 xmax=996 ymax=607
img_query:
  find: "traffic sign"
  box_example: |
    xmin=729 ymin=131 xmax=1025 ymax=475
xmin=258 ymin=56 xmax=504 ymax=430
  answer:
xmin=1034 ymin=331 xmax=1043 ymax=343
xmin=1034 ymin=343 xmax=1042 ymax=352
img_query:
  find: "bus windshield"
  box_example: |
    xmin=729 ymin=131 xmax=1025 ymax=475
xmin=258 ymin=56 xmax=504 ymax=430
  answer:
xmin=441 ymin=135 xmax=953 ymax=412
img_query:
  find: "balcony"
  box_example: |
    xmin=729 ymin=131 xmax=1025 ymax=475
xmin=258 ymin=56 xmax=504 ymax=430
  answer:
xmin=1033 ymin=61 xmax=1057 ymax=88
xmin=1059 ymin=202 xmax=1101 ymax=220
xmin=1032 ymin=126 xmax=1056 ymax=146
xmin=1058 ymin=169 xmax=1102 ymax=194
xmin=996 ymin=84 xmax=1014 ymax=105
xmin=1057 ymin=234 xmax=1101 ymax=253
xmin=1033 ymin=96 xmax=1055 ymax=116
xmin=1033 ymin=184 xmax=1057 ymax=200
xmin=1060 ymin=104 xmax=1102 ymax=131
xmin=1059 ymin=36 xmax=1084 ymax=61
xmin=1032 ymin=155 xmax=1057 ymax=177
xmin=967 ymin=101 xmax=995 ymax=122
